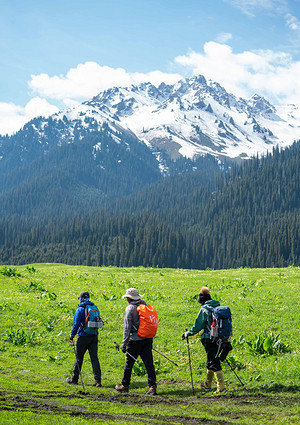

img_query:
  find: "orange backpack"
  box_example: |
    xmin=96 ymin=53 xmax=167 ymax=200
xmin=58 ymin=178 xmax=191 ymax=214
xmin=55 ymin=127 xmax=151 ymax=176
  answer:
xmin=136 ymin=304 xmax=159 ymax=338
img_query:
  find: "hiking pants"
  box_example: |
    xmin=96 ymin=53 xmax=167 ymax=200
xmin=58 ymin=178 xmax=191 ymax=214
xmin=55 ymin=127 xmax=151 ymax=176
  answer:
xmin=201 ymin=338 xmax=222 ymax=372
xmin=72 ymin=335 xmax=101 ymax=383
xmin=122 ymin=338 xmax=156 ymax=387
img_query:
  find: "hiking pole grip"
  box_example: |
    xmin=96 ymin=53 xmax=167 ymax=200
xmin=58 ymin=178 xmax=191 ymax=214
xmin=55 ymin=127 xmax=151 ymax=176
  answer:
xmin=114 ymin=341 xmax=138 ymax=362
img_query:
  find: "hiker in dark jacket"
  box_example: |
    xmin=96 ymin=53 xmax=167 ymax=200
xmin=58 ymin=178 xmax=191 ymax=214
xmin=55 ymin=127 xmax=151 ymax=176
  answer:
xmin=115 ymin=288 xmax=157 ymax=395
xmin=182 ymin=286 xmax=226 ymax=393
xmin=67 ymin=291 xmax=102 ymax=387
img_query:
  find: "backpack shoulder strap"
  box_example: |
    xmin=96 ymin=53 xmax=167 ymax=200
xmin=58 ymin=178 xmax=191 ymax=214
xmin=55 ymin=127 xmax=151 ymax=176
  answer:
xmin=202 ymin=305 xmax=214 ymax=313
xmin=79 ymin=305 xmax=88 ymax=328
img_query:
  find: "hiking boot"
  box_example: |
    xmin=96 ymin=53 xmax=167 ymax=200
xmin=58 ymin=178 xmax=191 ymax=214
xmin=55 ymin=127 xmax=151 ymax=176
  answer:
xmin=201 ymin=382 xmax=212 ymax=391
xmin=214 ymin=370 xmax=226 ymax=394
xmin=66 ymin=377 xmax=78 ymax=385
xmin=214 ymin=388 xmax=227 ymax=394
xmin=115 ymin=384 xmax=129 ymax=393
xmin=146 ymin=385 xmax=157 ymax=395
xmin=201 ymin=369 xmax=214 ymax=391
xmin=93 ymin=382 xmax=102 ymax=387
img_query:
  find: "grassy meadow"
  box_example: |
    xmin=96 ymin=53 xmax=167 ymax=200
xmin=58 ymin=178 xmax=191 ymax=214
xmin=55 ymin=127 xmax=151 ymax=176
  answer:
xmin=0 ymin=263 xmax=299 ymax=424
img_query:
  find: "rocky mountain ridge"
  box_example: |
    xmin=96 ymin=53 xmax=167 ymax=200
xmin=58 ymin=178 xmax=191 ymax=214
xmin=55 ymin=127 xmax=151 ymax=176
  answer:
xmin=1 ymin=74 xmax=300 ymax=174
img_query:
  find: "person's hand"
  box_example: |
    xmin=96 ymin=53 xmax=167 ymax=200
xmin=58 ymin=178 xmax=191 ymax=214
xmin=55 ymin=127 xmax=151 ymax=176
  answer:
xmin=182 ymin=331 xmax=188 ymax=340
xmin=121 ymin=344 xmax=127 ymax=353
xmin=69 ymin=334 xmax=75 ymax=341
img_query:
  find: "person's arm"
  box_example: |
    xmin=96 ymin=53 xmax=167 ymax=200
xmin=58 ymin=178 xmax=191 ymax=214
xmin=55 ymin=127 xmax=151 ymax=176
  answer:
xmin=70 ymin=307 xmax=84 ymax=337
xmin=185 ymin=308 xmax=206 ymax=337
xmin=122 ymin=305 xmax=134 ymax=348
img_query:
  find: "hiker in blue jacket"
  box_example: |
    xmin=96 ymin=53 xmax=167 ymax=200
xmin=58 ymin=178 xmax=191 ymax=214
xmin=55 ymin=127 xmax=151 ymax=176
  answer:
xmin=182 ymin=286 xmax=226 ymax=393
xmin=66 ymin=291 xmax=102 ymax=387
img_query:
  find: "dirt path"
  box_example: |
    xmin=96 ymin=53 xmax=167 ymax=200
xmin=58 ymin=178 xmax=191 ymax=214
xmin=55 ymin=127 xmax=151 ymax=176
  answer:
xmin=0 ymin=389 xmax=298 ymax=425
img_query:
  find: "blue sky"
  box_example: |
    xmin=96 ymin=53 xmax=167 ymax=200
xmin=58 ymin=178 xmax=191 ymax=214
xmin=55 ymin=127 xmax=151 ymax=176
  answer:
xmin=1 ymin=0 xmax=300 ymax=134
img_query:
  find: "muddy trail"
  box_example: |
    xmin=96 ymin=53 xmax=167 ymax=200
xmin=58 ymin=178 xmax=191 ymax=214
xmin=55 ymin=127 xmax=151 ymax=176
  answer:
xmin=0 ymin=389 xmax=299 ymax=424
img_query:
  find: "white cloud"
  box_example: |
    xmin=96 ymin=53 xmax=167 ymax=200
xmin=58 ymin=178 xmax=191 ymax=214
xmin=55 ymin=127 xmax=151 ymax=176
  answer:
xmin=224 ymin=0 xmax=288 ymax=16
xmin=174 ymin=41 xmax=300 ymax=105
xmin=24 ymin=97 xmax=59 ymax=119
xmin=215 ymin=32 xmax=232 ymax=43
xmin=0 ymin=97 xmax=59 ymax=136
xmin=29 ymin=62 xmax=182 ymax=105
xmin=0 ymin=63 xmax=182 ymax=135
xmin=285 ymin=13 xmax=300 ymax=32
xmin=2 ymin=45 xmax=300 ymax=136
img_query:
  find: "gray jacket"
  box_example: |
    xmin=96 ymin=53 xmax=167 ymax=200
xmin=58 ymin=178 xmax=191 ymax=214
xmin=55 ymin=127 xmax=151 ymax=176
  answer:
xmin=122 ymin=299 xmax=146 ymax=347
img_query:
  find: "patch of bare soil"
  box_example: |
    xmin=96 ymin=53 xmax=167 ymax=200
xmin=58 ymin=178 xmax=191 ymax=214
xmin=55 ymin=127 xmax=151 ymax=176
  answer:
xmin=0 ymin=389 xmax=298 ymax=425
xmin=0 ymin=390 xmax=232 ymax=424
xmin=0 ymin=395 xmax=230 ymax=425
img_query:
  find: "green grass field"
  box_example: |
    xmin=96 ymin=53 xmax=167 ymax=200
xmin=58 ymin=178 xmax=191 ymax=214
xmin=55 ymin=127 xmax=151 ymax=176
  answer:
xmin=0 ymin=264 xmax=299 ymax=424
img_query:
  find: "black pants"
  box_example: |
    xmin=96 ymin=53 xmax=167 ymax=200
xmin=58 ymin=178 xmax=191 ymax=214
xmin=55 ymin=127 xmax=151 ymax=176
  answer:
xmin=72 ymin=335 xmax=101 ymax=383
xmin=201 ymin=338 xmax=222 ymax=372
xmin=122 ymin=339 xmax=156 ymax=387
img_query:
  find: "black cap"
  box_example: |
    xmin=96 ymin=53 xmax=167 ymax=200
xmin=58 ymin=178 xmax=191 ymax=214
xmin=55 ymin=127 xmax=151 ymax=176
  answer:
xmin=78 ymin=291 xmax=90 ymax=299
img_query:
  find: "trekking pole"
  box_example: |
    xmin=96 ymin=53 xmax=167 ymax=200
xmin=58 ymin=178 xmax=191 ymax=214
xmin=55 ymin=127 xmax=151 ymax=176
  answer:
xmin=225 ymin=359 xmax=247 ymax=390
xmin=114 ymin=342 xmax=138 ymax=362
xmin=185 ymin=329 xmax=195 ymax=395
xmin=71 ymin=340 xmax=85 ymax=392
xmin=152 ymin=347 xmax=179 ymax=367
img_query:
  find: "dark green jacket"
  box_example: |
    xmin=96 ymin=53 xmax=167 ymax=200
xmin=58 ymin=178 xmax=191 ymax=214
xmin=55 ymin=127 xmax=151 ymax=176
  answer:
xmin=186 ymin=299 xmax=220 ymax=340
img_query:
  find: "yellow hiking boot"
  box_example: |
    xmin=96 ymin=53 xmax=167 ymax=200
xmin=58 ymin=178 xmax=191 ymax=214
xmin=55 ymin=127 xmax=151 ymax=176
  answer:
xmin=214 ymin=370 xmax=226 ymax=394
xmin=201 ymin=369 xmax=214 ymax=391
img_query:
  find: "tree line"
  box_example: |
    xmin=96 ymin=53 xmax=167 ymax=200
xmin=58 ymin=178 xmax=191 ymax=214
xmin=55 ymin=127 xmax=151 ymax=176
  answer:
xmin=0 ymin=142 xmax=299 ymax=269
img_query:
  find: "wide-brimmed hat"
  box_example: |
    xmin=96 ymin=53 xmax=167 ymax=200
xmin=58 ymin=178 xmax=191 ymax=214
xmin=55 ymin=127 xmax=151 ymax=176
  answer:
xmin=122 ymin=288 xmax=142 ymax=300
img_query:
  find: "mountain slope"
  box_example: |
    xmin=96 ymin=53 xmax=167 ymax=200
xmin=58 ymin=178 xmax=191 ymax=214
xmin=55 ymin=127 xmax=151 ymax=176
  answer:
xmin=1 ymin=74 xmax=300 ymax=171
xmin=0 ymin=73 xmax=300 ymax=220
xmin=1 ymin=143 xmax=299 ymax=268
xmin=0 ymin=128 xmax=165 ymax=218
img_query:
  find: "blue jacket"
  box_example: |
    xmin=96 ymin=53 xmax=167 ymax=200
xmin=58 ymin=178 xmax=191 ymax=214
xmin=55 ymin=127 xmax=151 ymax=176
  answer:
xmin=71 ymin=300 xmax=96 ymax=336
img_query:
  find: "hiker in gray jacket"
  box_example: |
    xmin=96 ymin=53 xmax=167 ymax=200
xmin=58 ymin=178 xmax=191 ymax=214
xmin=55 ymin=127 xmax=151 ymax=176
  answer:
xmin=115 ymin=288 xmax=157 ymax=395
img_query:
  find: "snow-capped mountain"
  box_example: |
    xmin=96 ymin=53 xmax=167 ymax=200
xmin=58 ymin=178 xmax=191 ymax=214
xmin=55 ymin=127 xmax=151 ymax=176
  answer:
xmin=56 ymin=74 xmax=300 ymax=160
xmin=1 ymin=74 xmax=300 ymax=169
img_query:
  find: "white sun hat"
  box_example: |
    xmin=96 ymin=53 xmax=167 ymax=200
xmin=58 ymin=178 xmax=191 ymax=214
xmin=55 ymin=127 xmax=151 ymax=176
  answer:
xmin=122 ymin=288 xmax=142 ymax=300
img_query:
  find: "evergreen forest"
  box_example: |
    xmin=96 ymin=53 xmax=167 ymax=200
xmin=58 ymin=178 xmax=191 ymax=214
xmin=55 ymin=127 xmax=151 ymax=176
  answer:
xmin=0 ymin=142 xmax=299 ymax=269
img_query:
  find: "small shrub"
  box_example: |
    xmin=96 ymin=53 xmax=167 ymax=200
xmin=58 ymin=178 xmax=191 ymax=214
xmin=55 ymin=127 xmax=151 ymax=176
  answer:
xmin=226 ymin=355 xmax=244 ymax=370
xmin=102 ymin=293 xmax=119 ymax=301
xmin=19 ymin=281 xmax=45 ymax=293
xmin=38 ymin=291 xmax=57 ymax=301
xmin=0 ymin=303 xmax=8 ymax=311
xmin=43 ymin=318 xmax=57 ymax=331
xmin=0 ymin=267 xmax=21 ymax=277
xmin=132 ymin=359 xmax=167 ymax=376
xmin=4 ymin=328 xmax=36 ymax=346
xmin=146 ymin=293 xmax=165 ymax=301
xmin=26 ymin=266 xmax=37 ymax=274
xmin=242 ymin=331 xmax=290 ymax=356
xmin=133 ymin=361 xmax=147 ymax=376
xmin=19 ymin=281 xmax=57 ymax=300
xmin=246 ymin=305 xmax=254 ymax=313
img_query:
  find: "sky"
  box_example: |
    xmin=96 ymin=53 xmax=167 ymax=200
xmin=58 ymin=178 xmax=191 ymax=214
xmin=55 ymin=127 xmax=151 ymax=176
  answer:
xmin=1 ymin=0 xmax=300 ymax=135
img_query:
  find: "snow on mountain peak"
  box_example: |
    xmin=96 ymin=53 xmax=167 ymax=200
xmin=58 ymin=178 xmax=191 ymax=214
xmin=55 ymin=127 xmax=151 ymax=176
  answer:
xmin=8 ymin=74 xmax=300 ymax=165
